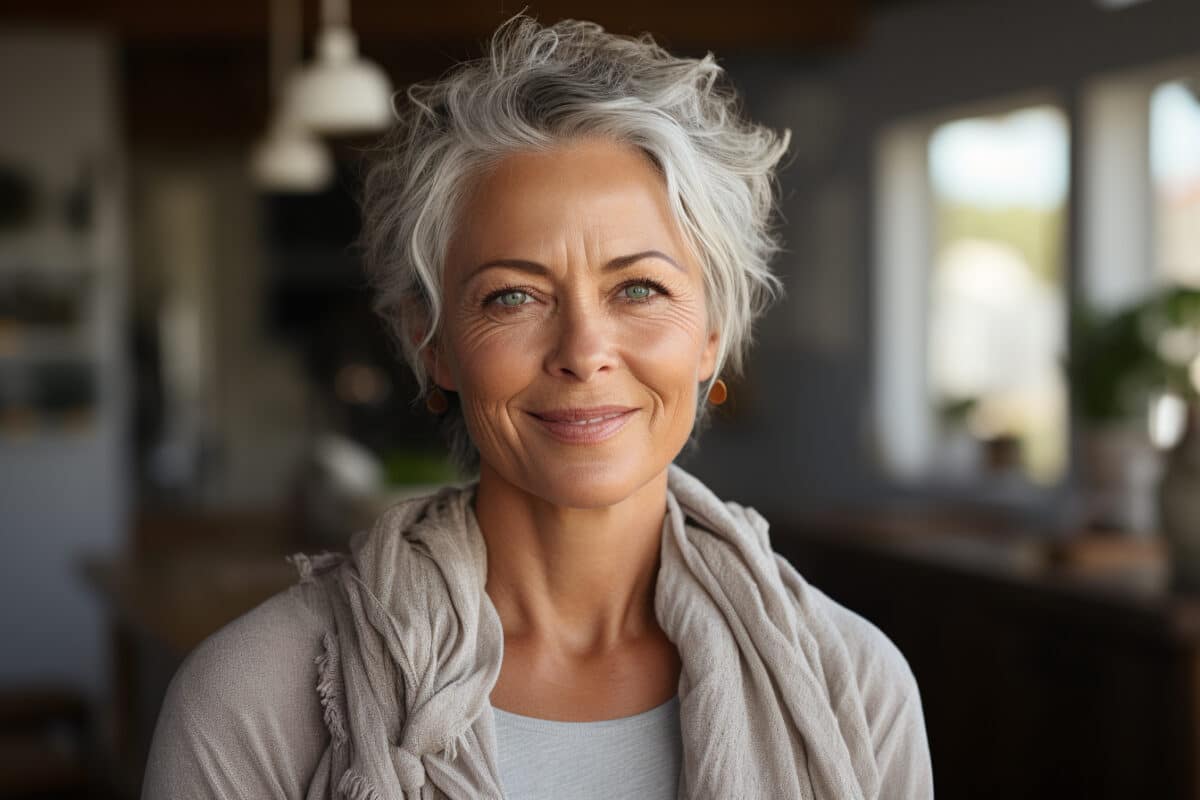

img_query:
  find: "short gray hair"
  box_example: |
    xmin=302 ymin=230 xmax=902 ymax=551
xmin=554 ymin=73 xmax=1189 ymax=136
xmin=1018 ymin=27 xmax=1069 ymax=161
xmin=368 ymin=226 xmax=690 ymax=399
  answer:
xmin=358 ymin=13 xmax=791 ymax=475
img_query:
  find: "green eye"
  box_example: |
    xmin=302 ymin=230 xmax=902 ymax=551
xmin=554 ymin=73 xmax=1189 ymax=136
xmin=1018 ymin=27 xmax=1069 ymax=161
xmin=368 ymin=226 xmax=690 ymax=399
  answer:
xmin=624 ymin=284 xmax=652 ymax=300
xmin=497 ymin=290 xmax=529 ymax=307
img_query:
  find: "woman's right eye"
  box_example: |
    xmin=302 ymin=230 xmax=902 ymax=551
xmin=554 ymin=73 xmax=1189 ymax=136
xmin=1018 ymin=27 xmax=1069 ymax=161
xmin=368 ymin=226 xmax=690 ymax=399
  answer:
xmin=497 ymin=290 xmax=530 ymax=306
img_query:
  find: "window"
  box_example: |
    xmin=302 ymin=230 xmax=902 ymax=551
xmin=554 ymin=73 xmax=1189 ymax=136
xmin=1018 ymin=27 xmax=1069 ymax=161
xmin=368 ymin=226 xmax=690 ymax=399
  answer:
xmin=874 ymin=98 xmax=1070 ymax=490
xmin=926 ymin=106 xmax=1070 ymax=485
xmin=1150 ymin=79 xmax=1200 ymax=288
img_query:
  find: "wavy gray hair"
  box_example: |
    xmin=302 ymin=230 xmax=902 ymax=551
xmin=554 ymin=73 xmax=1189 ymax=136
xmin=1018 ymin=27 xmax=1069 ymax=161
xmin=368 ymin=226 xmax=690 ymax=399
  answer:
xmin=358 ymin=12 xmax=791 ymax=475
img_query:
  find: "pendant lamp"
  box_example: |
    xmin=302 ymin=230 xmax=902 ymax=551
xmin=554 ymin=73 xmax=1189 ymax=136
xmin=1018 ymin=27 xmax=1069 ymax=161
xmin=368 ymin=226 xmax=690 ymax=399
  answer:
xmin=251 ymin=0 xmax=333 ymax=192
xmin=292 ymin=0 xmax=395 ymax=135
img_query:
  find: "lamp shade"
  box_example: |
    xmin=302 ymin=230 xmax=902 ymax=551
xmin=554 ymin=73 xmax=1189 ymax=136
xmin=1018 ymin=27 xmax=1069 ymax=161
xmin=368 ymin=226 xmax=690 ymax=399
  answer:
xmin=251 ymin=126 xmax=333 ymax=192
xmin=293 ymin=26 xmax=394 ymax=135
xmin=251 ymin=79 xmax=334 ymax=192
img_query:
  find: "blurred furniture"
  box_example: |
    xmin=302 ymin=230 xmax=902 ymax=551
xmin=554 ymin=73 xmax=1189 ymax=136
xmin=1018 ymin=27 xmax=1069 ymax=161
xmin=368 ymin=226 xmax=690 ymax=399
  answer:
xmin=775 ymin=509 xmax=1200 ymax=800
xmin=0 ymin=686 xmax=93 ymax=799
xmin=129 ymin=506 xmax=297 ymax=556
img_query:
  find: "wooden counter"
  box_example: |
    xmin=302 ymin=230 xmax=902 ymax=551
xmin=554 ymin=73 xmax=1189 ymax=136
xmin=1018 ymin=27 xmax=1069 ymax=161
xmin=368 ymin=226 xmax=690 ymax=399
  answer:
xmin=83 ymin=550 xmax=299 ymax=656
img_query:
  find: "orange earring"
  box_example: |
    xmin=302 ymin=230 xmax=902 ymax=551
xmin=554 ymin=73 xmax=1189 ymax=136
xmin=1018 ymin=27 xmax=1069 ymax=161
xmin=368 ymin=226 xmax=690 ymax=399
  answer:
xmin=425 ymin=386 xmax=449 ymax=414
xmin=707 ymin=378 xmax=728 ymax=405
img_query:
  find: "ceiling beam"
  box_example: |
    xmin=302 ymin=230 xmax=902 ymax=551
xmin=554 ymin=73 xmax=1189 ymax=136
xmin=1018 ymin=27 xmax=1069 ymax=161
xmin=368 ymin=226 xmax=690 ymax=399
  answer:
xmin=2 ymin=0 xmax=862 ymax=49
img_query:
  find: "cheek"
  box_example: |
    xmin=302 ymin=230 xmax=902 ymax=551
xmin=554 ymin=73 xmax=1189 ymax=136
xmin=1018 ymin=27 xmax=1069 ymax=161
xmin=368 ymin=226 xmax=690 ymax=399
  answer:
xmin=448 ymin=331 xmax=534 ymax=456
xmin=447 ymin=316 xmax=540 ymax=395
xmin=621 ymin=312 xmax=710 ymax=400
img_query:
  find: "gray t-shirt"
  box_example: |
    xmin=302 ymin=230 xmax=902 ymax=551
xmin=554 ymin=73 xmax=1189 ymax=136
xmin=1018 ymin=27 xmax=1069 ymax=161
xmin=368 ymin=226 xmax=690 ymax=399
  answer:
xmin=142 ymin=577 xmax=933 ymax=798
xmin=490 ymin=695 xmax=682 ymax=799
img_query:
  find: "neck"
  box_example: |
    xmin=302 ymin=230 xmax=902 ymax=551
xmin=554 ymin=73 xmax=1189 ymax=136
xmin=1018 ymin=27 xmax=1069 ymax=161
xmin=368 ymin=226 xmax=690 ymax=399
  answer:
xmin=474 ymin=461 xmax=670 ymax=657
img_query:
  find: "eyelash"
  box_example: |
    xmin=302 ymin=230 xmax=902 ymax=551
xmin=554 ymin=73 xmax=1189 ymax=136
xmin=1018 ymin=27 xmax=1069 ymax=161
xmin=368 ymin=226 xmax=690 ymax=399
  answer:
xmin=481 ymin=278 xmax=671 ymax=311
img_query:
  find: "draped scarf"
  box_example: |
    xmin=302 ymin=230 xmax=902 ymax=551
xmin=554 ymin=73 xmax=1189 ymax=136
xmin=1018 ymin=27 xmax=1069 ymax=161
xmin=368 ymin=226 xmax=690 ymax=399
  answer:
xmin=292 ymin=463 xmax=881 ymax=799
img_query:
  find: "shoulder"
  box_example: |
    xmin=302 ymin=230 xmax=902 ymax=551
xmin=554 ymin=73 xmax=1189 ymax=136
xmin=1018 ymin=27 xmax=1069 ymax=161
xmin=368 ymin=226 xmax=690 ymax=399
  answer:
xmin=805 ymin=581 xmax=921 ymax=707
xmin=142 ymin=577 xmax=334 ymax=799
xmin=163 ymin=576 xmax=332 ymax=712
xmin=803 ymin=580 xmax=935 ymax=799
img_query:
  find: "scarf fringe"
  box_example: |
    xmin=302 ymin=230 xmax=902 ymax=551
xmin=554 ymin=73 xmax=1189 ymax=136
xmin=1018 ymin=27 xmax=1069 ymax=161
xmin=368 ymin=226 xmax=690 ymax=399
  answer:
xmin=337 ymin=767 xmax=383 ymax=800
xmin=287 ymin=552 xmax=318 ymax=583
xmin=289 ymin=551 xmax=345 ymax=584
xmin=442 ymin=727 xmax=465 ymax=763
xmin=315 ymin=632 xmax=348 ymax=746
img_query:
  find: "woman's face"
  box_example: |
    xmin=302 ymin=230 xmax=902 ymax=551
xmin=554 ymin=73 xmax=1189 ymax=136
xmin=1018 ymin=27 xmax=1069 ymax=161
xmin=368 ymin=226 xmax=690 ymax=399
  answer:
xmin=429 ymin=136 xmax=719 ymax=509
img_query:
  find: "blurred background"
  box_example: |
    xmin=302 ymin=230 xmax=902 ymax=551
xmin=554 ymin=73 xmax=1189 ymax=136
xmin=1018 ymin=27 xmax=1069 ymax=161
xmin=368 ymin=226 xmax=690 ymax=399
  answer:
xmin=1 ymin=0 xmax=1199 ymax=797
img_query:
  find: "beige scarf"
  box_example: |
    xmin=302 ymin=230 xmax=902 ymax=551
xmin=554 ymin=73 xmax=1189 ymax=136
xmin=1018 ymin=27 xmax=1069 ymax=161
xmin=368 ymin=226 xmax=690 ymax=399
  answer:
xmin=292 ymin=463 xmax=881 ymax=799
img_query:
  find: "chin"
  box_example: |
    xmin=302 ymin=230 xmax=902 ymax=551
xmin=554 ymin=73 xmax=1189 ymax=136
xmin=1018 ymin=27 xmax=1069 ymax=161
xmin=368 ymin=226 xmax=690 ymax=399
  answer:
xmin=535 ymin=463 xmax=638 ymax=508
xmin=524 ymin=452 xmax=662 ymax=509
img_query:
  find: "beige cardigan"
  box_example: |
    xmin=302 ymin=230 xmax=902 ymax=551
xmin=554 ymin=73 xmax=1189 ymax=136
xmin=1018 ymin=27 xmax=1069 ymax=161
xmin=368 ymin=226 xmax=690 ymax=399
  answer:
xmin=143 ymin=464 xmax=934 ymax=799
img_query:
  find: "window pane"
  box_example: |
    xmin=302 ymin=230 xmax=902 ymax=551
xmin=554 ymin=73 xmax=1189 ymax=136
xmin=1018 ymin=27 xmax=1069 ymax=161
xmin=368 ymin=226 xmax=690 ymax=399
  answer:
xmin=1151 ymin=80 xmax=1200 ymax=287
xmin=926 ymin=105 xmax=1070 ymax=485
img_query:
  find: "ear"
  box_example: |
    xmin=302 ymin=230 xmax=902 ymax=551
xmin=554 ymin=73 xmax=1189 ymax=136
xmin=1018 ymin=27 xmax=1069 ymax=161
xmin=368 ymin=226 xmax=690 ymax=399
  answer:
xmin=413 ymin=327 xmax=458 ymax=392
xmin=698 ymin=327 xmax=720 ymax=383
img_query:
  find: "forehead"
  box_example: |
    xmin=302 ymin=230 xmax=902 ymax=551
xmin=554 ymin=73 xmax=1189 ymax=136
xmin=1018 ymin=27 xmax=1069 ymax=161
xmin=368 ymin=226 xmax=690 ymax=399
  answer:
xmin=448 ymin=137 xmax=692 ymax=270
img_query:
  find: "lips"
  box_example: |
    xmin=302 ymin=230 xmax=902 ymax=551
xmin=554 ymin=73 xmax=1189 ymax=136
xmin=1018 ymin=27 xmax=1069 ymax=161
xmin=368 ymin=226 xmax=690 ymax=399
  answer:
xmin=530 ymin=405 xmax=638 ymax=423
xmin=527 ymin=405 xmax=638 ymax=444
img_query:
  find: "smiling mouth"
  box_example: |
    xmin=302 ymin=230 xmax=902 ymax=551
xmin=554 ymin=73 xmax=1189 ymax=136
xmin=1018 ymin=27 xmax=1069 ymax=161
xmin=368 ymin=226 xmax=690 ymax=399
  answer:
xmin=527 ymin=408 xmax=637 ymax=444
xmin=530 ymin=405 xmax=638 ymax=422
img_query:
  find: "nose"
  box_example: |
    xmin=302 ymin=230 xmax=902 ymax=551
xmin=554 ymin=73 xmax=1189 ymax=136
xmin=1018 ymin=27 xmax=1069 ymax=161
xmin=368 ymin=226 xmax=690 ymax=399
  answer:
xmin=543 ymin=300 xmax=619 ymax=382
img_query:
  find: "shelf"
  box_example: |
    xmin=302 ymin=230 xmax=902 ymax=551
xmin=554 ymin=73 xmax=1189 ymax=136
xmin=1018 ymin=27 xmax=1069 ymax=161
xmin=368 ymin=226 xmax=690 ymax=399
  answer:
xmin=0 ymin=407 xmax=96 ymax=439
xmin=0 ymin=323 xmax=92 ymax=361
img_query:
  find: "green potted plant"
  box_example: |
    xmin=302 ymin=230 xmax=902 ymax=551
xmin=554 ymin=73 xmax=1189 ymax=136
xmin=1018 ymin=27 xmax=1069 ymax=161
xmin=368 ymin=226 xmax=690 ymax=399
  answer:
xmin=1064 ymin=286 xmax=1200 ymax=534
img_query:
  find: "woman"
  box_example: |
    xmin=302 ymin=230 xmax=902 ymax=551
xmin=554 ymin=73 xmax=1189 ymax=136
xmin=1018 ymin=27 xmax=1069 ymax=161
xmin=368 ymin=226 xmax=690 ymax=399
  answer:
xmin=144 ymin=13 xmax=933 ymax=800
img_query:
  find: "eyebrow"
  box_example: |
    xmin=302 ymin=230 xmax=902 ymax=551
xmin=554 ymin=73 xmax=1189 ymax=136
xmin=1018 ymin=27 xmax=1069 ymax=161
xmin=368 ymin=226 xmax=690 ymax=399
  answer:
xmin=463 ymin=250 xmax=684 ymax=285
